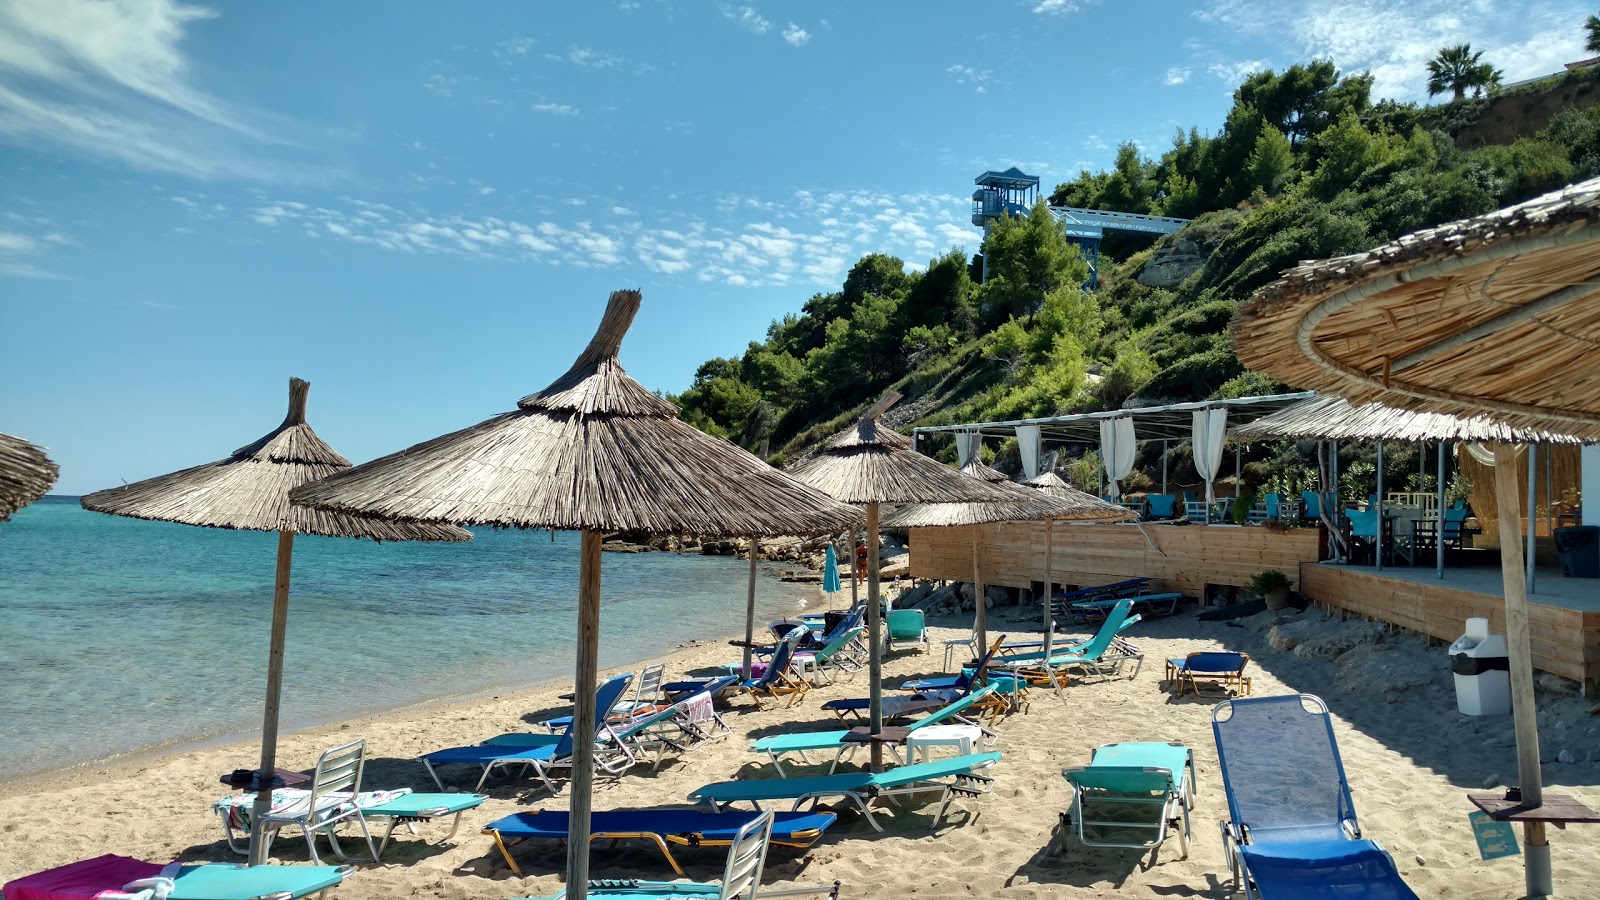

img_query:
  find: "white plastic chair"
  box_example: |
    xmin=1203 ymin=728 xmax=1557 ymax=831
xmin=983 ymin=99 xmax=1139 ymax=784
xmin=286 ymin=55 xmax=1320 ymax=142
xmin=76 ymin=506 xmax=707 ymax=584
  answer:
xmin=943 ymin=630 xmax=977 ymax=671
xmin=260 ymin=739 xmax=380 ymax=864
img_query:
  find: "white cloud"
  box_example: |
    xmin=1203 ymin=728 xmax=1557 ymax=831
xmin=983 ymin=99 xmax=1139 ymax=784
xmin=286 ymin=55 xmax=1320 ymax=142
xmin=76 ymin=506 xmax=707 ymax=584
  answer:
xmin=1193 ymin=0 xmax=1584 ymax=100
xmin=1207 ymin=58 xmax=1268 ymax=84
xmin=551 ymin=46 xmax=623 ymax=69
xmin=1032 ymin=0 xmax=1079 ymax=13
xmin=493 ymin=37 xmax=536 ymax=60
xmin=612 ymin=205 xmax=636 ymax=216
xmin=0 ymin=231 xmax=38 ymax=253
xmin=946 ymin=64 xmax=994 ymax=93
xmin=1163 ymin=66 xmax=1191 ymax=85
xmin=783 ymin=23 xmax=811 ymax=46
xmin=533 ymin=102 xmax=579 ymax=116
xmin=478 ymin=186 xmax=496 ymax=196
xmin=0 ymin=0 xmax=285 ymax=179
xmin=722 ymin=5 xmax=772 ymax=34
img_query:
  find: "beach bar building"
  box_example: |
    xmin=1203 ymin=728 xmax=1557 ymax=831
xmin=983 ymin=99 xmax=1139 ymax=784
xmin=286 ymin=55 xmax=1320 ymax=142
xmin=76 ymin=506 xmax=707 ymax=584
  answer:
xmin=908 ymin=393 xmax=1600 ymax=694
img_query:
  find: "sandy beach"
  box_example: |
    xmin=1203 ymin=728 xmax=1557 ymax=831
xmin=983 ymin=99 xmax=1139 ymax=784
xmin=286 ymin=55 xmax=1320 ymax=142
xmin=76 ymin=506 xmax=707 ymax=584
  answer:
xmin=4 ymin=589 xmax=1598 ymax=899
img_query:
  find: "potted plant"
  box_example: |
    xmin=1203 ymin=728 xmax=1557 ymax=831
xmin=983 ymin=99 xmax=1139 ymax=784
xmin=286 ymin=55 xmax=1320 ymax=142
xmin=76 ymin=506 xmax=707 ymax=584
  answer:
xmin=1249 ymin=569 xmax=1293 ymax=611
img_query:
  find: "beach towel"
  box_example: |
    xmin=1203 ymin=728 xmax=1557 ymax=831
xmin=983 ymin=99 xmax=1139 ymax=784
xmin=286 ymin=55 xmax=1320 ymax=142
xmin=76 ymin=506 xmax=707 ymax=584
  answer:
xmin=681 ymin=692 xmax=716 ymax=726
xmin=212 ymin=787 xmax=411 ymax=831
xmin=3 ymin=857 xmax=178 ymax=900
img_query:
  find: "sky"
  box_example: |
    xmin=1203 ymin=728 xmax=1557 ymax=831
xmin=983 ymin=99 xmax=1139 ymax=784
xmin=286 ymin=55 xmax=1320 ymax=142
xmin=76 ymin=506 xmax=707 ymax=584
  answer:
xmin=2 ymin=0 xmax=1591 ymax=494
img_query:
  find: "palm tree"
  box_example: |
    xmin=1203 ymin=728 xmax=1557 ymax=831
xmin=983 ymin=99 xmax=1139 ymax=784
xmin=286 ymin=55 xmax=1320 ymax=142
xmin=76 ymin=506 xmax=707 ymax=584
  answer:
xmin=1587 ymin=12 xmax=1600 ymax=55
xmin=1427 ymin=44 xmax=1494 ymax=102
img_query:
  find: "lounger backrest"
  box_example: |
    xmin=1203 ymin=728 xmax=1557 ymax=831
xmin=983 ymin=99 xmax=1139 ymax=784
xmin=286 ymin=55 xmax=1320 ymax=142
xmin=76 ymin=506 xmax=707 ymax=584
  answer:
xmin=911 ymin=685 xmax=997 ymax=729
xmin=308 ymin=739 xmax=367 ymax=807
xmin=1302 ymin=490 xmax=1321 ymax=519
xmin=752 ymin=628 xmax=805 ymax=688
xmin=630 ymin=663 xmax=666 ymax=708
xmin=887 ymin=609 xmax=925 ymax=639
xmin=815 ymin=626 xmax=864 ymax=661
xmin=554 ymin=674 xmax=633 ymax=758
xmin=962 ymin=636 xmax=1006 ymax=688
xmin=1146 ymin=494 xmax=1176 ymax=517
xmin=865 ymin=751 xmax=1003 ymax=787
xmin=718 ymin=809 xmax=774 ymax=900
xmin=1074 ymin=599 xmax=1132 ymax=661
xmin=1443 ymin=506 xmax=1468 ymax=539
xmin=1212 ymin=693 xmax=1358 ymax=843
xmin=1064 ymin=765 xmax=1174 ymax=796
xmin=1181 ymin=651 xmax=1247 ymax=674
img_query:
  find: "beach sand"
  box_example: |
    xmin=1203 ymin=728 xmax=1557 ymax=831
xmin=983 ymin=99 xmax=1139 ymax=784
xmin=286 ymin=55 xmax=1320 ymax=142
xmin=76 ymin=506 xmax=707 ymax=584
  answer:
xmin=4 ymin=593 xmax=1598 ymax=899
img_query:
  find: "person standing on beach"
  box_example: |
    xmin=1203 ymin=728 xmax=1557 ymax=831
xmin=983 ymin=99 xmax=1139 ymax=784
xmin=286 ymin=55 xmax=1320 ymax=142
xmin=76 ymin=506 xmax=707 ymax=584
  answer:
xmin=855 ymin=539 xmax=868 ymax=582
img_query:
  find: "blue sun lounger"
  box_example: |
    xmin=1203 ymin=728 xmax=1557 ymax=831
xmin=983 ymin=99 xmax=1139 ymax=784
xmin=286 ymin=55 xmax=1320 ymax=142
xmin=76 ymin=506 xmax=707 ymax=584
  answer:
xmin=516 ymin=811 xmax=842 ymax=900
xmin=1061 ymin=741 xmax=1194 ymax=863
xmin=1213 ymin=693 xmax=1420 ymax=900
xmin=420 ymin=674 xmax=633 ymax=791
xmin=3 ymin=856 xmax=350 ymax=900
xmin=751 ymin=686 xmax=1000 ymax=775
xmin=483 ymin=808 xmax=838 ymax=876
xmin=689 ymin=751 xmax=1002 ymax=832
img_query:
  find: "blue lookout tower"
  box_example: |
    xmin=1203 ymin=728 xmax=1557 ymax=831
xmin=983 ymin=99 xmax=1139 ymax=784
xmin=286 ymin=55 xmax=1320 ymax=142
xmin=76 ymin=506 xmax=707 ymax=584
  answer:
xmin=971 ymin=167 xmax=1189 ymax=287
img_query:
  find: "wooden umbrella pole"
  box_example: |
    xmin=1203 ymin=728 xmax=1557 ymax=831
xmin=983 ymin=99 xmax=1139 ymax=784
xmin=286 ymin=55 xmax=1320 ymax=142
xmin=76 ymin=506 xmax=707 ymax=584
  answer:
xmin=866 ymin=502 xmax=884 ymax=772
xmin=972 ymin=527 xmax=986 ymax=655
xmin=1437 ymin=442 xmax=1446 ymax=579
xmin=566 ymin=530 xmax=603 ymax=900
xmin=1042 ymin=519 xmax=1054 ymax=662
xmin=741 ymin=538 xmax=758 ymax=680
xmin=247 ymin=529 xmax=295 ymax=867
xmin=1492 ymin=445 xmax=1549 ymax=897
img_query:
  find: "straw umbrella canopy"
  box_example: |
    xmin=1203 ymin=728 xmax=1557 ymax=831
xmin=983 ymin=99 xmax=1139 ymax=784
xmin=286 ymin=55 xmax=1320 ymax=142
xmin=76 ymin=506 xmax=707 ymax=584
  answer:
xmin=1230 ymin=394 xmax=1584 ymax=445
xmin=80 ymin=378 xmax=470 ymax=865
xmin=290 ymin=290 xmax=860 ymax=900
xmin=0 ymin=433 xmax=59 ymax=522
xmin=1233 ymin=177 xmax=1600 ymax=897
xmin=959 ymin=456 xmax=1011 ymax=482
xmin=1020 ymin=469 xmax=1075 ymax=497
xmin=884 ymin=477 xmax=1132 ymax=676
xmin=788 ymin=393 xmax=1020 ymax=766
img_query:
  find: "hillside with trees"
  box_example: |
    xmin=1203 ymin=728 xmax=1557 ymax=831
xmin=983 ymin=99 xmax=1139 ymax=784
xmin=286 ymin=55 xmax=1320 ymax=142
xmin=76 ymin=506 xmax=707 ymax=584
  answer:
xmin=671 ymin=47 xmax=1600 ymax=481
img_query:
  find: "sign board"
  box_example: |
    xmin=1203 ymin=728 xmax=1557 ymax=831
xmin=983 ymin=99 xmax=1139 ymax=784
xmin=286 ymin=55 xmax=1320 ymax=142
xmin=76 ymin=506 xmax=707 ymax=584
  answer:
xmin=1469 ymin=811 xmax=1520 ymax=860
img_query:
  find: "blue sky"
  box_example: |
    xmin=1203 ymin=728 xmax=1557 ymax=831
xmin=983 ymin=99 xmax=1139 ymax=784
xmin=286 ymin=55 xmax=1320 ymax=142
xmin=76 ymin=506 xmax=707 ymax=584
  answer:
xmin=2 ymin=0 xmax=1590 ymax=493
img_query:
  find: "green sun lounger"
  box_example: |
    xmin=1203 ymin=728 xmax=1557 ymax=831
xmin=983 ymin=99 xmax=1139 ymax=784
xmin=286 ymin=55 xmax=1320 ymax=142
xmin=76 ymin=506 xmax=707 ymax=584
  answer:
xmin=749 ymin=686 xmax=999 ymax=775
xmin=688 ymin=751 xmax=1002 ymax=832
xmin=1061 ymin=741 xmax=1194 ymax=863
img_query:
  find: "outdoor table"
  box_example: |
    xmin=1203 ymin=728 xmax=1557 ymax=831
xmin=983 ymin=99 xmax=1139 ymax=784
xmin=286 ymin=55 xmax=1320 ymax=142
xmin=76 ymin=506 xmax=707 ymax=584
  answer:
xmin=905 ymin=724 xmax=982 ymax=763
xmin=220 ymin=767 xmax=309 ymax=791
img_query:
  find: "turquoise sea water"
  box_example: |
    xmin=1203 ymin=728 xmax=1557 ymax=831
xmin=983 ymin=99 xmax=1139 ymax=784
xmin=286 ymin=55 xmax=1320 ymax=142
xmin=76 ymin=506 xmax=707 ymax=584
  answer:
xmin=0 ymin=498 xmax=813 ymax=781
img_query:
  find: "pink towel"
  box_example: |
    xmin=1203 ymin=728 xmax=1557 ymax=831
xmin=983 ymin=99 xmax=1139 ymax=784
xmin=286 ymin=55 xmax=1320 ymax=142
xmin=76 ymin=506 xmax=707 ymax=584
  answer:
xmin=3 ymin=855 xmax=167 ymax=900
xmin=681 ymin=692 xmax=716 ymax=725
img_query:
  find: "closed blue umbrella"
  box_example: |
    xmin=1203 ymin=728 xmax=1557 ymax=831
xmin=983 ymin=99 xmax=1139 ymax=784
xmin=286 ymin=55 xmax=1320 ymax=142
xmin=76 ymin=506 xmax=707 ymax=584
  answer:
xmin=822 ymin=543 xmax=842 ymax=594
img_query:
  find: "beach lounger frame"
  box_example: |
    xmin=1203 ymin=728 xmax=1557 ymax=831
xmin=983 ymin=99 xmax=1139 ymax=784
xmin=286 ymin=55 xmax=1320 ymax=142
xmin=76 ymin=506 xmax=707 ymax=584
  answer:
xmin=1165 ymin=651 xmax=1252 ymax=697
xmin=217 ymin=789 xmax=488 ymax=862
xmin=1212 ymin=693 xmax=1420 ymax=900
xmin=1060 ymin=741 xmax=1195 ymax=864
xmin=753 ymin=686 xmax=1001 ymax=776
xmin=483 ymin=808 xmax=837 ymax=877
xmin=730 ymin=627 xmax=810 ymax=710
xmin=689 ymin=751 xmax=1002 ymax=833
xmin=421 ymin=674 xmax=634 ymax=792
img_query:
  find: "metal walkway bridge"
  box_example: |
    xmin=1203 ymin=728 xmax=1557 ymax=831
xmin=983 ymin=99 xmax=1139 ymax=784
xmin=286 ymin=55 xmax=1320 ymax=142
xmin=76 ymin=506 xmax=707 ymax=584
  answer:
xmin=972 ymin=167 xmax=1188 ymax=286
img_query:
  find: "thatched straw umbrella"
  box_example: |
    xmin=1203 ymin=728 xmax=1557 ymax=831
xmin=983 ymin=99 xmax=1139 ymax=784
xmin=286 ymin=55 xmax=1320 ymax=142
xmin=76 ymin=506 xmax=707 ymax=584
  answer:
xmin=80 ymin=378 xmax=471 ymax=865
xmin=0 ymin=433 xmax=59 ymax=522
xmin=884 ymin=478 xmax=1133 ymax=684
xmin=290 ymin=290 xmax=860 ymax=899
xmin=959 ymin=456 xmax=1011 ymax=483
xmin=788 ymin=393 xmax=1019 ymax=767
xmin=1233 ymin=176 xmax=1600 ymax=897
xmin=1020 ymin=469 xmax=1075 ymax=497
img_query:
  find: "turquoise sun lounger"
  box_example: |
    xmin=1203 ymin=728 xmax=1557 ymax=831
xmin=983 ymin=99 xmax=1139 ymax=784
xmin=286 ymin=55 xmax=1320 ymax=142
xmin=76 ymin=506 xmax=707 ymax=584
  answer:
xmin=1061 ymin=741 xmax=1194 ymax=863
xmin=751 ymin=686 xmax=999 ymax=775
xmin=3 ymin=856 xmax=349 ymax=900
xmin=216 ymin=788 xmax=487 ymax=860
xmin=688 ymin=751 xmax=1001 ymax=832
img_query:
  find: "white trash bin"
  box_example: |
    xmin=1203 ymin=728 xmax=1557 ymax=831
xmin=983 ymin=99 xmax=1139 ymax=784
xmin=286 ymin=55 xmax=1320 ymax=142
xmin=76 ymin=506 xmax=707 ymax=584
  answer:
xmin=1449 ymin=617 xmax=1511 ymax=716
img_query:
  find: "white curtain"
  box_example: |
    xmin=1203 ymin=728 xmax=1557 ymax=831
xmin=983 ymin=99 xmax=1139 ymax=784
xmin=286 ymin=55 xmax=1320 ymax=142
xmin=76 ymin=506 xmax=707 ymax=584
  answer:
xmin=1016 ymin=425 xmax=1042 ymax=478
xmin=1099 ymin=417 xmax=1137 ymax=501
xmin=956 ymin=430 xmax=981 ymax=467
xmin=1192 ymin=408 xmax=1228 ymax=502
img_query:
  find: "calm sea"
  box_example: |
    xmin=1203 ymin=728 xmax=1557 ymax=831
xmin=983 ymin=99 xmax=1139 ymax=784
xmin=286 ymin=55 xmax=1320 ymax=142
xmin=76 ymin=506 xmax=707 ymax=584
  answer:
xmin=0 ymin=498 xmax=814 ymax=781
